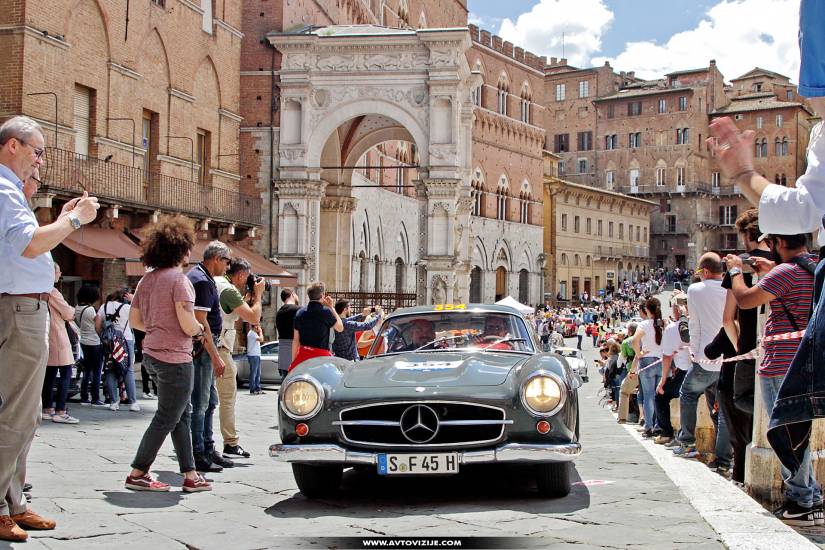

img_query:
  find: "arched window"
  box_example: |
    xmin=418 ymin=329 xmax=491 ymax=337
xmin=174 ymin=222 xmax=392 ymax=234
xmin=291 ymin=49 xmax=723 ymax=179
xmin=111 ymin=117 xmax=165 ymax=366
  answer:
xmin=520 ymin=83 xmax=531 ymax=124
xmin=358 ymin=252 xmax=368 ymax=292
xmin=373 ymin=255 xmax=381 ymax=291
xmin=782 ymin=137 xmax=789 ymax=156
xmin=394 ymin=258 xmax=405 ymax=294
xmin=574 ymin=254 xmax=580 ymax=266
xmin=775 ymin=138 xmax=782 ymax=156
xmin=518 ymin=269 xmax=529 ymax=304
xmin=472 ymin=168 xmax=485 ymax=217
xmin=519 ymin=192 xmax=531 ymax=224
xmin=496 ymin=176 xmax=509 ymax=221
xmin=470 ymin=266 xmax=483 ymax=303
xmin=497 ymin=74 xmax=509 ymax=116
xmin=560 ymin=253 xmax=568 ymax=266
xmin=470 ymin=60 xmax=483 ymax=107
xmin=586 ymin=255 xmax=591 ymax=267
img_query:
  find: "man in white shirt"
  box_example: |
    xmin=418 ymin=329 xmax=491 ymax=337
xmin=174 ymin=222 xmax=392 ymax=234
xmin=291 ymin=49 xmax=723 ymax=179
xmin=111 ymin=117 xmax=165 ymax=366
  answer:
xmin=673 ymin=253 xmax=728 ymax=459
xmin=576 ymin=323 xmax=586 ymax=350
xmin=654 ymin=305 xmax=692 ymax=445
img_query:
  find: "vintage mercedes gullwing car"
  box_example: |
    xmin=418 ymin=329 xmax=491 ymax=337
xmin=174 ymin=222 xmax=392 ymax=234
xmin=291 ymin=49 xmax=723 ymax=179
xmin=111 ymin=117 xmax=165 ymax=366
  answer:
xmin=270 ymin=303 xmax=582 ymax=498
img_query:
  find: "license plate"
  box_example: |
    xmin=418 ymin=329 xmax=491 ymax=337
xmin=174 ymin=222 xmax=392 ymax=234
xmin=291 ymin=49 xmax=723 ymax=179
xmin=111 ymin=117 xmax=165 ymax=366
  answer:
xmin=377 ymin=453 xmax=459 ymax=475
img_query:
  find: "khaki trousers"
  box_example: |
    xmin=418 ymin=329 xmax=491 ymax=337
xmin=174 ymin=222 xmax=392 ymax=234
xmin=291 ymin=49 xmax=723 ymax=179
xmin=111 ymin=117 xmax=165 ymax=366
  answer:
xmin=618 ymin=373 xmax=639 ymax=422
xmin=0 ymin=296 xmax=49 ymax=516
xmin=216 ymin=348 xmax=238 ymax=447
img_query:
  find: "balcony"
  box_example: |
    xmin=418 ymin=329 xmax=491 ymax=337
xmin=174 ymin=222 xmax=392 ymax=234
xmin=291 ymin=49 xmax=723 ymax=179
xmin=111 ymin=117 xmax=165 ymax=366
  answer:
xmin=711 ymin=185 xmax=742 ymax=197
xmin=593 ymin=245 xmax=621 ymax=260
xmin=40 ymin=148 xmax=260 ymax=226
xmin=618 ymin=182 xmax=712 ymax=196
xmin=651 ymin=221 xmax=691 ymax=235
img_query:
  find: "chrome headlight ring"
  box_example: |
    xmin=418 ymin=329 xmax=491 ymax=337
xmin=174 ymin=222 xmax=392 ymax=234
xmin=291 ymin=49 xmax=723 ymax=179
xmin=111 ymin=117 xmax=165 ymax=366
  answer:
xmin=519 ymin=370 xmax=568 ymax=418
xmin=279 ymin=374 xmax=325 ymax=420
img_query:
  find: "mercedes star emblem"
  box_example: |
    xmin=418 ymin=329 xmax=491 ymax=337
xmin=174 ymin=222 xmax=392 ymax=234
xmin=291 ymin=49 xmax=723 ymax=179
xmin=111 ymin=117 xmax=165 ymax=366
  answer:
xmin=399 ymin=404 xmax=440 ymax=444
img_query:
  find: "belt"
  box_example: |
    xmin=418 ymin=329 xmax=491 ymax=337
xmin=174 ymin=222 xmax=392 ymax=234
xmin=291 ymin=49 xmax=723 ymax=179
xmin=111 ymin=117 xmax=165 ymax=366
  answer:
xmin=1 ymin=292 xmax=50 ymax=302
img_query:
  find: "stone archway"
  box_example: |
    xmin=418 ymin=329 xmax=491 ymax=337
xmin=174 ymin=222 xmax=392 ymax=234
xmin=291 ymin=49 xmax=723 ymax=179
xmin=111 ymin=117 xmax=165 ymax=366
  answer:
xmin=268 ymin=26 xmax=477 ymax=303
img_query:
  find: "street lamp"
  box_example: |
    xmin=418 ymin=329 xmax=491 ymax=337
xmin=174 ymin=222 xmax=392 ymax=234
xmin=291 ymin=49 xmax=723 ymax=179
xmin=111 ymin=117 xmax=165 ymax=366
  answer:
xmin=26 ymin=92 xmax=58 ymax=147
xmin=164 ymin=135 xmax=194 ymax=182
xmin=106 ymin=117 xmax=136 ymax=166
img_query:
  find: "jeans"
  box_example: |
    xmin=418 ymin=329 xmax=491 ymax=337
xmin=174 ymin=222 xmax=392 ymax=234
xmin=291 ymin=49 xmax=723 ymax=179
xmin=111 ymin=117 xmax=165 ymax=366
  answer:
xmin=105 ymin=340 xmax=137 ymax=405
xmin=654 ymin=368 xmax=687 ymax=437
xmin=611 ymin=368 xmax=627 ymax=403
xmin=576 ymin=335 xmax=583 ymax=350
xmin=711 ymin=388 xmax=733 ymax=467
xmin=762 ymin=375 xmax=822 ymax=508
xmin=131 ymin=354 xmax=196 ymax=474
xmin=278 ymin=339 xmax=293 ymax=380
xmin=42 ymin=365 xmax=72 ymax=412
xmin=248 ymin=355 xmax=261 ymax=392
xmin=80 ymin=343 xmax=103 ymax=403
xmin=191 ymin=349 xmax=218 ymax=456
xmin=141 ymin=363 xmax=157 ymax=395
xmin=677 ymin=363 xmax=720 ymax=446
xmin=799 ymin=0 xmax=825 ymax=96
xmin=638 ymin=357 xmax=662 ymax=432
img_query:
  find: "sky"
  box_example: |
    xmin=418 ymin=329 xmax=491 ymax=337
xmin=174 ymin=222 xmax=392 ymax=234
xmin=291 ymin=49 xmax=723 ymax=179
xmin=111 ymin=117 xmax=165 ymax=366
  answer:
xmin=468 ymin=0 xmax=801 ymax=82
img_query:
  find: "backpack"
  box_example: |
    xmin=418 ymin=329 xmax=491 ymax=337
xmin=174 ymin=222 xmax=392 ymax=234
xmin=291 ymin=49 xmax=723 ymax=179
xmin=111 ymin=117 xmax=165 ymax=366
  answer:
xmin=100 ymin=303 xmax=129 ymax=378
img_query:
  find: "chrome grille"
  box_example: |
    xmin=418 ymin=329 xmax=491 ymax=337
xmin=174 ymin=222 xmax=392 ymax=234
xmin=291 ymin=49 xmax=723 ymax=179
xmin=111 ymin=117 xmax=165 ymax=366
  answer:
xmin=335 ymin=401 xmax=510 ymax=447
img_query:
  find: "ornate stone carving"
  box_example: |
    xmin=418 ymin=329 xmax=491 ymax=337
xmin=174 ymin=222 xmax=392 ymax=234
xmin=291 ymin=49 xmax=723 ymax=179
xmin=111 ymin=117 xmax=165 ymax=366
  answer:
xmin=312 ymin=89 xmax=329 ymax=108
xmin=317 ymin=55 xmax=357 ymax=72
xmin=429 ymin=48 xmax=456 ymax=67
xmin=281 ymin=148 xmax=306 ymax=161
xmin=320 ymin=196 xmax=358 ymax=212
xmin=431 ymin=275 xmax=447 ymax=305
xmin=431 ymin=201 xmax=452 ymax=214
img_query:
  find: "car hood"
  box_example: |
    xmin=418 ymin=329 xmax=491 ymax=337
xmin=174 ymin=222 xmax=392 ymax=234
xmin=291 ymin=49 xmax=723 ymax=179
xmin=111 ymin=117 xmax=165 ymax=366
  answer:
xmin=343 ymin=352 xmax=528 ymax=388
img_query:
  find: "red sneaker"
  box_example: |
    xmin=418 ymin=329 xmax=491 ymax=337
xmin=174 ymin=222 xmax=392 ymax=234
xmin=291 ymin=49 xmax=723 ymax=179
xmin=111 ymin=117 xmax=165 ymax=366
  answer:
xmin=182 ymin=475 xmax=212 ymax=493
xmin=125 ymin=473 xmax=170 ymax=492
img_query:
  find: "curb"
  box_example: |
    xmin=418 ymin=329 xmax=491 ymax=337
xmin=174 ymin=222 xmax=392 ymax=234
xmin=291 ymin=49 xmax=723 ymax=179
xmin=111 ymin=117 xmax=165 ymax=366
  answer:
xmin=620 ymin=422 xmax=817 ymax=550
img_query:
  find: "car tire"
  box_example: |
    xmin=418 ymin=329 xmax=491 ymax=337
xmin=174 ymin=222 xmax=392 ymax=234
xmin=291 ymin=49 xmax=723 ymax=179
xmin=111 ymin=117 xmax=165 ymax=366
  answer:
xmin=536 ymin=462 xmax=571 ymax=498
xmin=292 ymin=463 xmax=343 ymax=498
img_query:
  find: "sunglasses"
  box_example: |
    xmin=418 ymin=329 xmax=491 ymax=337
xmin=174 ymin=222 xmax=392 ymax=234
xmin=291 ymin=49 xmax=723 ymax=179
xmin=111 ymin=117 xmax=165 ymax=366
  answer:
xmin=220 ymin=256 xmax=231 ymax=263
xmin=17 ymin=138 xmax=45 ymax=160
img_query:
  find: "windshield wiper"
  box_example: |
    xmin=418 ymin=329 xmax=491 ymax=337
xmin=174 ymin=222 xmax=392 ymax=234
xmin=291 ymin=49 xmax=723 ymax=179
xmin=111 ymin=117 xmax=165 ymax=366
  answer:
xmin=479 ymin=337 xmax=527 ymax=350
xmin=413 ymin=334 xmax=467 ymax=352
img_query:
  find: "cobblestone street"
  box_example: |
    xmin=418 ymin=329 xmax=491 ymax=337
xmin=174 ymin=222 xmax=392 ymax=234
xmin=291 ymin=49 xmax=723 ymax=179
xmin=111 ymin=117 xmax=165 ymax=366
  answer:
xmin=7 ymin=336 xmax=736 ymax=550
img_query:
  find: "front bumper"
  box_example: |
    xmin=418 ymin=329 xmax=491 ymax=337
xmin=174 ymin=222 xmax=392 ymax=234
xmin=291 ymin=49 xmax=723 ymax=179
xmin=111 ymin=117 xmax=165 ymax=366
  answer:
xmin=269 ymin=442 xmax=581 ymax=465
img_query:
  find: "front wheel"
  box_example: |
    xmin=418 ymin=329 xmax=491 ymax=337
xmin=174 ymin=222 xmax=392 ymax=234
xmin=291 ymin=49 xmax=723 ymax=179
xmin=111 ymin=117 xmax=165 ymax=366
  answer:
xmin=536 ymin=462 xmax=571 ymax=498
xmin=292 ymin=463 xmax=343 ymax=498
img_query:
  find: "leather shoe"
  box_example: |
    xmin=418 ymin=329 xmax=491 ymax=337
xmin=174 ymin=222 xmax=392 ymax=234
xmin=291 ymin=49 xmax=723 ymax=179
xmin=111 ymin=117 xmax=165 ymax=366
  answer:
xmin=0 ymin=516 xmax=27 ymax=542
xmin=195 ymin=454 xmax=223 ymax=473
xmin=211 ymin=450 xmax=234 ymax=468
xmin=11 ymin=508 xmax=55 ymax=530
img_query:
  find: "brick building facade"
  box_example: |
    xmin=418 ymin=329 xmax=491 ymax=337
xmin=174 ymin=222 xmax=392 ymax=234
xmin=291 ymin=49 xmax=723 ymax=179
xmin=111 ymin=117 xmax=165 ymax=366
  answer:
xmin=0 ymin=0 xmax=292 ymax=336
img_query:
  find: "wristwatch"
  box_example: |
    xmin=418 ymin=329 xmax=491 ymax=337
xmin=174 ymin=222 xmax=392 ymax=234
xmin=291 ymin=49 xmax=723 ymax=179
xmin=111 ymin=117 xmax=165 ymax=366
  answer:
xmin=68 ymin=212 xmax=81 ymax=230
xmin=728 ymin=267 xmax=743 ymax=277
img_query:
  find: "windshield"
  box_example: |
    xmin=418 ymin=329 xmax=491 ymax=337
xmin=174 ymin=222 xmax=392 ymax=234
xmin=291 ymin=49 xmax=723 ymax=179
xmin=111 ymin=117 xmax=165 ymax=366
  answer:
xmin=367 ymin=311 xmax=535 ymax=357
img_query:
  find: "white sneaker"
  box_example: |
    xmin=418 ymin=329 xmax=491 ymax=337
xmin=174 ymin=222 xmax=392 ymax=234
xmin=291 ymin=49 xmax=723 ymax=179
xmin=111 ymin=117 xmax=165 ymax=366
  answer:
xmin=41 ymin=411 xmax=53 ymax=420
xmin=129 ymin=403 xmax=141 ymax=412
xmin=52 ymin=413 xmax=79 ymax=424
xmin=142 ymin=393 xmax=157 ymax=400
xmin=109 ymin=403 xmax=120 ymax=411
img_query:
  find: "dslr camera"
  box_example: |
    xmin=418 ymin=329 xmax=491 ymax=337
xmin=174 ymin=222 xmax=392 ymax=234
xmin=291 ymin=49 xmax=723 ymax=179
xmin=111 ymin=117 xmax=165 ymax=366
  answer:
xmin=246 ymin=273 xmax=272 ymax=295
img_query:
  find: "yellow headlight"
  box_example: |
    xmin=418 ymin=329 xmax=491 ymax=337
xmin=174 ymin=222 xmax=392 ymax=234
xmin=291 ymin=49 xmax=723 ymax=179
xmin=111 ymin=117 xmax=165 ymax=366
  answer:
xmin=523 ymin=376 xmax=563 ymax=414
xmin=283 ymin=380 xmax=320 ymax=418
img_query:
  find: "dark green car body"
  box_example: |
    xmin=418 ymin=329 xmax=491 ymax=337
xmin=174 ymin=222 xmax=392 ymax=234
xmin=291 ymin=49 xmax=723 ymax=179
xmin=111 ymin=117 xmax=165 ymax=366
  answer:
xmin=271 ymin=304 xmax=582 ymax=498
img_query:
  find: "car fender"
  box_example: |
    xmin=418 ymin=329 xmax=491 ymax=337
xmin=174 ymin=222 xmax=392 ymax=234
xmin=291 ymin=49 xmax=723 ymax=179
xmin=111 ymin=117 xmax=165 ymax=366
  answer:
xmin=516 ymin=353 xmax=582 ymax=391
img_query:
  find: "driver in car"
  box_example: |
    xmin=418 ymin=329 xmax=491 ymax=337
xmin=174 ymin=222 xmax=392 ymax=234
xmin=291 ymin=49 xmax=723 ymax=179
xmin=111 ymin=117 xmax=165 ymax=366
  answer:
xmin=392 ymin=318 xmax=437 ymax=352
xmin=475 ymin=316 xmax=515 ymax=350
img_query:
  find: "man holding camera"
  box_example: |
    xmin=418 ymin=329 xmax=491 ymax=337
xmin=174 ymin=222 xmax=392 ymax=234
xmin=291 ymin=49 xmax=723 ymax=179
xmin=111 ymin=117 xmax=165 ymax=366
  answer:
xmin=726 ymin=234 xmax=821 ymax=523
xmin=215 ymin=258 xmax=266 ymax=459
xmin=332 ymin=300 xmax=383 ymax=361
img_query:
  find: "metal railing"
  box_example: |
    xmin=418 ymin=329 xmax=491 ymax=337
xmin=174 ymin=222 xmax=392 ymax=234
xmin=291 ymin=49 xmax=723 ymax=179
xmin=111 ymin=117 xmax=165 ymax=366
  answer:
xmin=328 ymin=291 xmax=418 ymax=313
xmin=651 ymin=221 xmax=691 ymax=235
xmin=618 ymin=182 xmax=712 ymax=195
xmin=40 ymin=147 xmax=261 ymax=225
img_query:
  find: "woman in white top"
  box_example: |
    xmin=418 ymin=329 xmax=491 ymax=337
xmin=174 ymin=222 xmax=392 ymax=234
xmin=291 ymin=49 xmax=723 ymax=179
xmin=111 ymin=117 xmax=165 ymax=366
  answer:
xmin=75 ymin=284 xmax=105 ymax=406
xmin=96 ymin=288 xmax=139 ymax=411
xmin=630 ymin=297 xmax=665 ymax=437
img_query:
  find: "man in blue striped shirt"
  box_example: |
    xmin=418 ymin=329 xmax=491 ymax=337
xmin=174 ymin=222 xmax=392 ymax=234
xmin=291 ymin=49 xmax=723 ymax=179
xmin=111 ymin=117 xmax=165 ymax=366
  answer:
xmin=0 ymin=116 xmax=99 ymax=542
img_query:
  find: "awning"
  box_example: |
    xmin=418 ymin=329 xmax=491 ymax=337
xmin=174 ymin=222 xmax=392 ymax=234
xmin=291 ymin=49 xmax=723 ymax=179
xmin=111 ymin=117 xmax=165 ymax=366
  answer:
xmin=61 ymin=227 xmax=145 ymax=276
xmin=188 ymin=240 xmax=296 ymax=285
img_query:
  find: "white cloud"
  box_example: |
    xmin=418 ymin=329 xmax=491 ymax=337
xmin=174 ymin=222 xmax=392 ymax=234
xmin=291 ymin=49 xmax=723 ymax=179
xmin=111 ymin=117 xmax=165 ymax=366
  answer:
xmin=497 ymin=0 xmax=614 ymax=67
xmin=468 ymin=12 xmax=502 ymax=29
xmin=593 ymin=0 xmax=800 ymax=82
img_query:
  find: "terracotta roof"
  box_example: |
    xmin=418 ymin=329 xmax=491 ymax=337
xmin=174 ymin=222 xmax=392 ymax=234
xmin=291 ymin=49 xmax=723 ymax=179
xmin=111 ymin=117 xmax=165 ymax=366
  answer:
xmin=593 ymin=86 xmax=694 ymax=102
xmin=730 ymin=67 xmax=790 ymax=82
xmin=731 ymin=92 xmax=776 ymax=100
xmin=712 ymin=97 xmax=805 ymax=114
xmin=666 ymin=67 xmax=709 ymax=77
